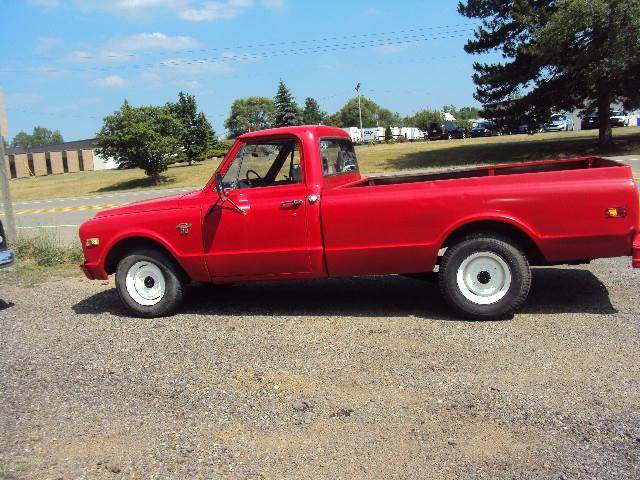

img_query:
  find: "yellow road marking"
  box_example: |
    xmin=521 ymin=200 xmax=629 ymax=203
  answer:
xmin=0 ymin=204 xmax=123 ymax=216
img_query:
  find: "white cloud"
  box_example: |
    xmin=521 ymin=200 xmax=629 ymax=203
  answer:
xmin=106 ymin=32 xmax=200 ymax=53
xmin=31 ymin=0 xmax=284 ymax=21
xmin=365 ymin=7 xmax=381 ymax=15
xmin=171 ymin=79 xmax=201 ymax=89
xmin=90 ymin=75 xmax=129 ymax=88
xmin=65 ymin=32 xmax=200 ymax=64
xmin=179 ymin=0 xmax=254 ymax=21
xmin=6 ymin=93 xmax=44 ymax=105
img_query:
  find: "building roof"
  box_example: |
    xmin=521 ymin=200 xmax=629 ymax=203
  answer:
xmin=5 ymin=138 xmax=97 ymax=155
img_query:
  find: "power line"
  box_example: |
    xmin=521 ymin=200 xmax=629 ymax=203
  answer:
xmin=0 ymin=29 xmax=473 ymax=74
xmin=26 ymin=22 xmax=475 ymax=64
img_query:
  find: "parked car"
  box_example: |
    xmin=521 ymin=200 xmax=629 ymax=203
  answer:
xmin=79 ymin=125 xmax=640 ymax=321
xmin=0 ymin=220 xmax=15 ymax=269
xmin=544 ymin=114 xmax=574 ymax=132
xmin=427 ymin=121 xmax=467 ymax=140
xmin=581 ymin=112 xmax=599 ymax=130
xmin=610 ymin=110 xmax=630 ymax=127
xmin=582 ymin=110 xmax=630 ymax=130
xmin=471 ymin=121 xmax=502 ymax=137
xmin=513 ymin=123 xmax=543 ymax=135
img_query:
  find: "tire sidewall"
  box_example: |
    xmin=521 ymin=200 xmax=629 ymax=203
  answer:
xmin=439 ymin=236 xmax=531 ymax=320
xmin=115 ymin=249 xmax=185 ymax=318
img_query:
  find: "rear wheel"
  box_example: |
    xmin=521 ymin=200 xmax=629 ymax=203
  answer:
xmin=439 ymin=234 xmax=531 ymax=320
xmin=447 ymin=133 xmax=453 ymax=140
xmin=116 ymin=248 xmax=186 ymax=317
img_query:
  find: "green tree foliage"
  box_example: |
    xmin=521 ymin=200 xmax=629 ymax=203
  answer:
xmin=10 ymin=126 xmax=64 ymax=148
xmin=273 ymin=80 xmax=302 ymax=127
xmin=459 ymin=0 xmax=640 ymax=146
xmin=384 ymin=126 xmax=393 ymax=143
xmin=96 ymin=100 xmax=182 ymax=183
xmin=302 ymin=97 xmax=326 ymax=125
xmin=409 ymin=109 xmax=442 ymax=131
xmin=224 ymin=97 xmax=275 ymax=138
xmin=166 ymin=91 xmax=216 ymax=166
xmin=327 ymin=97 xmax=400 ymax=128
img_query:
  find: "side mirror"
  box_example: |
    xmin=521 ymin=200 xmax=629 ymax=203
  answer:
xmin=215 ymin=172 xmax=228 ymax=201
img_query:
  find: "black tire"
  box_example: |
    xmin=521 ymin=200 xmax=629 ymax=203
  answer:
xmin=438 ymin=234 xmax=531 ymax=320
xmin=115 ymin=248 xmax=187 ymax=318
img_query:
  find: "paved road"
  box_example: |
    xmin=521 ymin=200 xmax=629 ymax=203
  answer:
xmin=2 ymin=154 xmax=639 ymax=245
xmin=2 ymin=187 xmax=197 ymax=244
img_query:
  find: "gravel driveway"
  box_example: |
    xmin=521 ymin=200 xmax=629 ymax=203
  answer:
xmin=1 ymin=258 xmax=639 ymax=479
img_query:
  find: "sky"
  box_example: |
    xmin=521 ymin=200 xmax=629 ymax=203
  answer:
xmin=0 ymin=0 xmax=495 ymax=141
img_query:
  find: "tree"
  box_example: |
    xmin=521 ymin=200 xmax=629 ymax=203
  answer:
xmin=302 ymin=97 xmax=326 ymax=125
xmin=459 ymin=0 xmax=640 ymax=146
xmin=409 ymin=109 xmax=441 ymax=132
xmin=384 ymin=126 xmax=393 ymax=142
xmin=224 ymin=97 xmax=275 ymax=138
xmin=327 ymin=97 xmax=400 ymax=128
xmin=166 ymin=91 xmax=216 ymax=166
xmin=96 ymin=100 xmax=182 ymax=184
xmin=10 ymin=126 xmax=63 ymax=148
xmin=273 ymin=80 xmax=301 ymax=127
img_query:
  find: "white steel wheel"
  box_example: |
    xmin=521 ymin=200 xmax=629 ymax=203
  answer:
xmin=456 ymin=251 xmax=512 ymax=305
xmin=125 ymin=261 xmax=166 ymax=306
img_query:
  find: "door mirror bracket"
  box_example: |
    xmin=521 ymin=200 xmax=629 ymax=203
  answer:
xmin=215 ymin=172 xmax=247 ymax=216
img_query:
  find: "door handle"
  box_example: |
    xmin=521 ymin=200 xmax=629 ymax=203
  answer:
xmin=280 ymin=199 xmax=303 ymax=208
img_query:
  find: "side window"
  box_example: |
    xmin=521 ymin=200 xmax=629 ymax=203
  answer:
xmin=221 ymin=139 xmax=302 ymax=189
xmin=319 ymin=138 xmax=359 ymax=176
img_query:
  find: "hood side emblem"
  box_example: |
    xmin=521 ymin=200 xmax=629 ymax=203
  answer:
xmin=176 ymin=222 xmax=192 ymax=236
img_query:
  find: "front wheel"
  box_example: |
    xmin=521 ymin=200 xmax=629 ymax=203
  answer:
xmin=439 ymin=234 xmax=531 ymax=320
xmin=116 ymin=248 xmax=187 ymax=317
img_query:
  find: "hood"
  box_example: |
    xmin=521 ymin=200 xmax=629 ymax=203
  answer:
xmin=95 ymin=190 xmax=195 ymax=218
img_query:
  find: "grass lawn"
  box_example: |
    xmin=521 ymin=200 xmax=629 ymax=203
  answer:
xmin=7 ymin=127 xmax=640 ymax=202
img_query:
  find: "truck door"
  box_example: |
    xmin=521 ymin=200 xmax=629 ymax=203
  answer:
xmin=202 ymin=138 xmax=311 ymax=278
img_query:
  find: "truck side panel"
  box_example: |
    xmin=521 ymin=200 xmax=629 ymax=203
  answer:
xmin=320 ymin=166 xmax=638 ymax=277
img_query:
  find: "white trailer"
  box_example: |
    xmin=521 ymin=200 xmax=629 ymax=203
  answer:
xmin=362 ymin=127 xmax=385 ymax=142
xmin=400 ymin=127 xmax=424 ymax=140
xmin=342 ymin=127 xmax=363 ymax=143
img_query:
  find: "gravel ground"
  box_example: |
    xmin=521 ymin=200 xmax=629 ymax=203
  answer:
xmin=1 ymin=258 xmax=639 ymax=479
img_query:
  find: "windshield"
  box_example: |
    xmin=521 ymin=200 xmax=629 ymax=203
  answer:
xmin=319 ymin=138 xmax=359 ymax=176
xmin=221 ymin=139 xmax=302 ymax=189
xmin=550 ymin=114 xmax=565 ymax=121
xmin=611 ymin=110 xmax=624 ymax=116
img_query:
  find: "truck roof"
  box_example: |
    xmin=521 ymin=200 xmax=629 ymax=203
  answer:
xmin=238 ymin=125 xmax=350 ymax=140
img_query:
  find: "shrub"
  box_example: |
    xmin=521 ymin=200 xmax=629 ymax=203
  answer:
xmin=13 ymin=233 xmax=83 ymax=267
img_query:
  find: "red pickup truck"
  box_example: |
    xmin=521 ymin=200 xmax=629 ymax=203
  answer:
xmin=79 ymin=125 xmax=640 ymax=320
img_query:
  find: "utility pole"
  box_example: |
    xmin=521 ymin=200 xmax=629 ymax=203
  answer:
xmin=0 ymin=87 xmax=16 ymax=243
xmin=355 ymin=82 xmax=363 ymax=143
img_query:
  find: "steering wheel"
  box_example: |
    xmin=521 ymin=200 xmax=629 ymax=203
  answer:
xmin=246 ymin=169 xmax=262 ymax=182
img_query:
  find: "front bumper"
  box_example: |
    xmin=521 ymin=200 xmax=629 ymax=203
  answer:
xmin=80 ymin=261 xmax=109 ymax=280
xmin=633 ymin=234 xmax=640 ymax=268
xmin=0 ymin=249 xmax=15 ymax=268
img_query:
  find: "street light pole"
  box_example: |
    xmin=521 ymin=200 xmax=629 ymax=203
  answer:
xmin=0 ymin=136 xmax=16 ymax=243
xmin=356 ymin=82 xmax=363 ymax=143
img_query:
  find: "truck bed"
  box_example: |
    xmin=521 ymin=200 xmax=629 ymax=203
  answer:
xmin=348 ymin=156 xmax=625 ymax=187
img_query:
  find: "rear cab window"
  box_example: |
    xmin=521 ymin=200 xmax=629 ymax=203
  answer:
xmin=319 ymin=138 xmax=359 ymax=177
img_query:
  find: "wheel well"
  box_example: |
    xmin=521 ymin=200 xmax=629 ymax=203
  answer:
xmin=440 ymin=221 xmax=546 ymax=265
xmin=104 ymin=236 xmax=188 ymax=277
